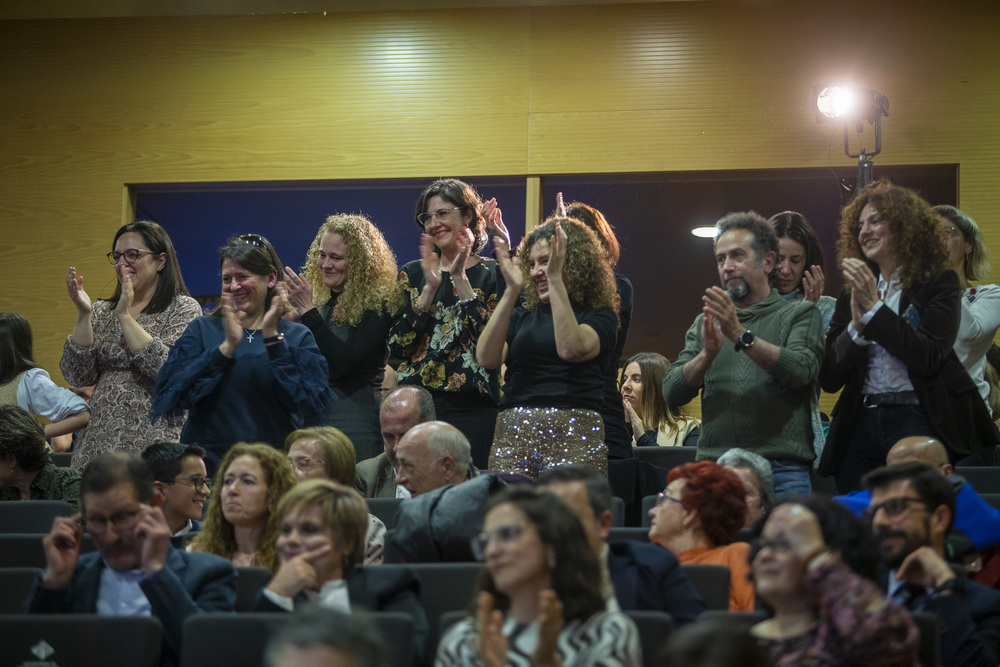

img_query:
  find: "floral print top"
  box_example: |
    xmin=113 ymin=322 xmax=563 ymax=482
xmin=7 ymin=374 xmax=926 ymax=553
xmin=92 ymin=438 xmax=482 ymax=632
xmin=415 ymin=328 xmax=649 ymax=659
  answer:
xmin=387 ymin=258 xmax=503 ymax=403
xmin=760 ymin=554 xmax=918 ymax=667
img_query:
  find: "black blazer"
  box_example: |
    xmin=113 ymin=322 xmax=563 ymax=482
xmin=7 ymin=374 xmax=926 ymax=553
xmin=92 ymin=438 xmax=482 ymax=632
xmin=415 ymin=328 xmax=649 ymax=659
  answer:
xmin=608 ymin=540 xmax=705 ymax=627
xmin=819 ymin=269 xmax=998 ymax=475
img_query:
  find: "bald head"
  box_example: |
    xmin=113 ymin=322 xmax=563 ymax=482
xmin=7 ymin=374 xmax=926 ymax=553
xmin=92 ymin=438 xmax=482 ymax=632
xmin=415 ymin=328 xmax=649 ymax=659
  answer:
xmin=394 ymin=421 xmax=471 ymax=496
xmin=887 ymin=436 xmax=953 ymax=476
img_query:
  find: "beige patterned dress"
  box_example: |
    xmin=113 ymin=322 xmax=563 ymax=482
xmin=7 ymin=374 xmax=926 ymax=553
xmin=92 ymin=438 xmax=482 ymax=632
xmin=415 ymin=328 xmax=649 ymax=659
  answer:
xmin=60 ymin=296 xmax=202 ymax=470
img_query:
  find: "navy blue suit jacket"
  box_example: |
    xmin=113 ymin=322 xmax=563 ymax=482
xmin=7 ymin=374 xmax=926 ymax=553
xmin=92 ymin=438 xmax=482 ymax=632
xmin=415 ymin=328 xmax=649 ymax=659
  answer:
xmin=608 ymin=540 xmax=705 ymax=626
xmin=27 ymin=546 xmax=237 ymax=667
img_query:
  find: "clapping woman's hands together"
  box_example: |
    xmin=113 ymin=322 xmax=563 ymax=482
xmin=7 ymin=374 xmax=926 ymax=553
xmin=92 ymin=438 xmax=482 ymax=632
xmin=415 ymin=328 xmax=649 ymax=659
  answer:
xmin=475 ymin=592 xmax=509 ymax=667
xmin=261 ymin=283 xmax=289 ymax=339
xmin=419 ymin=234 xmax=443 ymax=292
xmin=494 ymin=234 xmax=523 ymax=294
xmin=218 ymin=294 xmax=243 ymax=358
xmin=282 ymin=266 xmax=315 ymax=315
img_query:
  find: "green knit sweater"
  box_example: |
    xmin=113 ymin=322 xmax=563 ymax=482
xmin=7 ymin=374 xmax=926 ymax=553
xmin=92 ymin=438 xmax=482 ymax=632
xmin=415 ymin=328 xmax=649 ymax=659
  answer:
xmin=663 ymin=289 xmax=824 ymax=464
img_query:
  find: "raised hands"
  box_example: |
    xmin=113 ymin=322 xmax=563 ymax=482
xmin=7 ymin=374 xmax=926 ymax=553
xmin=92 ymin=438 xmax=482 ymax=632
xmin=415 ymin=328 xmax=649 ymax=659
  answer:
xmin=267 ymin=543 xmax=333 ymax=598
xmin=533 ymin=589 xmax=565 ymax=667
xmin=419 ymin=234 xmax=443 ymax=292
xmin=115 ymin=273 xmax=135 ymax=319
xmin=449 ymin=226 xmax=475 ymax=277
xmin=483 ymin=198 xmax=510 ymax=250
xmin=261 ymin=282 xmax=290 ymax=339
xmin=41 ymin=514 xmax=84 ymax=589
xmin=546 ymin=223 xmax=569 ymax=286
xmin=218 ymin=293 xmax=244 ymax=358
xmin=801 ymin=265 xmax=826 ymax=303
xmin=66 ymin=267 xmax=92 ymax=315
xmin=702 ymin=286 xmax=742 ymax=341
xmin=554 ymin=192 xmax=567 ymax=218
xmin=282 ymin=266 xmax=315 ymax=315
xmin=135 ymin=504 xmax=172 ymax=576
xmin=493 ymin=233 xmax=523 ymax=294
xmin=475 ymin=591 xmax=509 ymax=667
xmin=623 ymin=397 xmax=645 ymax=437
xmin=842 ymin=258 xmax=879 ymax=329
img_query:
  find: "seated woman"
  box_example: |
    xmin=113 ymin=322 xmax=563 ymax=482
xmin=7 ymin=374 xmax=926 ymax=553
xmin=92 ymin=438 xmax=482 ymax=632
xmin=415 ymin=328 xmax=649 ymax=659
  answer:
xmin=750 ymin=497 xmax=918 ymax=666
xmin=254 ymin=479 xmax=427 ymax=661
xmin=620 ymin=351 xmax=699 ymax=447
xmin=648 ymin=461 xmax=754 ymax=610
xmin=284 ymin=427 xmax=386 ymax=564
xmin=189 ymin=443 xmax=298 ymax=570
xmin=478 ymin=219 xmax=620 ymax=478
xmin=0 ymin=405 xmax=81 ymax=512
xmin=152 ymin=234 xmax=335 ymax=470
xmin=436 ymin=485 xmax=640 ymax=666
xmin=717 ymin=447 xmax=776 ymax=528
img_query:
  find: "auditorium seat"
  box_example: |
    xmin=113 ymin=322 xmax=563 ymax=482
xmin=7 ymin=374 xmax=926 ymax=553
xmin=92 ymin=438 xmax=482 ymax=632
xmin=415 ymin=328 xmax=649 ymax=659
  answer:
xmin=632 ymin=447 xmax=697 ymax=472
xmin=0 ymin=614 xmax=162 ymax=666
xmin=0 ymin=500 xmax=74 ymax=533
xmin=680 ymin=564 xmax=730 ymax=611
xmin=0 ymin=567 xmax=42 ymax=613
xmin=0 ymin=533 xmax=96 ymax=568
xmin=234 ymin=566 xmax=273 ymax=612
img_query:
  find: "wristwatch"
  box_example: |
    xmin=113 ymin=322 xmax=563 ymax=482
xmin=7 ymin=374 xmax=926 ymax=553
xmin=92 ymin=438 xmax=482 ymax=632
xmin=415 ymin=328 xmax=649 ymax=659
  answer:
xmin=734 ymin=329 xmax=755 ymax=352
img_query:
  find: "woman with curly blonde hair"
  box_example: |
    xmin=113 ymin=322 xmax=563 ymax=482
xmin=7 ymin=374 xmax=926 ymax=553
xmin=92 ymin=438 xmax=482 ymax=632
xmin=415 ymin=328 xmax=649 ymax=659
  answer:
xmin=188 ymin=442 xmax=298 ymax=571
xmin=478 ymin=218 xmax=620 ymax=478
xmin=819 ymin=181 xmax=999 ymax=492
xmin=283 ymin=214 xmax=404 ymax=461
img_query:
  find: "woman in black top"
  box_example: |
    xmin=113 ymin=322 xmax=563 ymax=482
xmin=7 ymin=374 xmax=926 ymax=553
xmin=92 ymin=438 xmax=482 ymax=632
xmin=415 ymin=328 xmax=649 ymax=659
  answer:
xmin=284 ymin=214 xmax=404 ymax=461
xmin=478 ymin=218 xmax=620 ymax=478
xmin=387 ymin=179 xmax=506 ymax=469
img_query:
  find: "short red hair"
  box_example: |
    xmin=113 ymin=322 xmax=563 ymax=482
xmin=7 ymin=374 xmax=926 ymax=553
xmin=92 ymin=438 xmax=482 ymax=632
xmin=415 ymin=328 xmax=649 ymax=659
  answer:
xmin=667 ymin=461 xmax=747 ymax=546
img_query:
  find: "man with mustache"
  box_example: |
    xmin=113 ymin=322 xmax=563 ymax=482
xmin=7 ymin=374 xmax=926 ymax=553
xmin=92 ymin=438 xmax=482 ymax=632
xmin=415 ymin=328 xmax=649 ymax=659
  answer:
xmin=864 ymin=461 xmax=1000 ymax=667
xmin=663 ymin=211 xmax=824 ymax=496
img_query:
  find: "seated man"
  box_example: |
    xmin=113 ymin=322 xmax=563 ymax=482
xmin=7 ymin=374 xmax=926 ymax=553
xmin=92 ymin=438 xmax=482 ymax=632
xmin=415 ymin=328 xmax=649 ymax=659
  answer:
xmin=355 ymin=385 xmax=435 ymax=499
xmin=866 ymin=461 xmax=1000 ymax=667
xmin=266 ymin=609 xmax=385 ymax=667
xmin=142 ymin=442 xmax=210 ymax=539
xmin=26 ymin=452 xmax=237 ymax=667
xmin=538 ymin=464 xmax=706 ymax=626
xmin=394 ymin=421 xmax=478 ymax=498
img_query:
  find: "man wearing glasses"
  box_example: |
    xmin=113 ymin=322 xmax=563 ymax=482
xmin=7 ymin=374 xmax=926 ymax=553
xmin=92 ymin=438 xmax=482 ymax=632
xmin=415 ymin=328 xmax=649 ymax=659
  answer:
xmin=864 ymin=461 xmax=1000 ymax=667
xmin=142 ymin=443 xmax=211 ymax=541
xmin=26 ymin=452 xmax=236 ymax=667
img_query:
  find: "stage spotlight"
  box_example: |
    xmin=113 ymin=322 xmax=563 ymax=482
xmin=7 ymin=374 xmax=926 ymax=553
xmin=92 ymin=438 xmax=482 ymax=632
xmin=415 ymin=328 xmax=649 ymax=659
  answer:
xmin=812 ymin=82 xmax=889 ymax=192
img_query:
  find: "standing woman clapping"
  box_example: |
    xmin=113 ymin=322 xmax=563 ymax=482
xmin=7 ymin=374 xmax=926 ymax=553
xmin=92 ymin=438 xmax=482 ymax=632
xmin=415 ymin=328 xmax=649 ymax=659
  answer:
xmin=61 ymin=221 xmax=200 ymax=470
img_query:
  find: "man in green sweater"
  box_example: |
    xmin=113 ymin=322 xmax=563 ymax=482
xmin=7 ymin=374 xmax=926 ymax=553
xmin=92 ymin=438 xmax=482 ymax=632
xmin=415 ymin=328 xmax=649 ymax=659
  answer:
xmin=662 ymin=211 xmax=824 ymax=496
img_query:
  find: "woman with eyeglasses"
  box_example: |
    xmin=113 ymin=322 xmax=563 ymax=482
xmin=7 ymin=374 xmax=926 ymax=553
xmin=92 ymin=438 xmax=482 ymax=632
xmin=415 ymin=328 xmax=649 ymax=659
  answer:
xmin=933 ymin=205 xmax=1000 ymax=417
xmin=436 ymin=485 xmax=640 ymax=666
xmin=284 ymin=427 xmax=386 ymax=565
xmin=189 ymin=442 xmax=298 ymax=570
xmin=61 ymin=221 xmax=200 ymax=470
xmin=282 ymin=214 xmax=404 ymax=461
xmin=819 ymin=183 xmax=999 ymax=493
xmin=152 ymin=234 xmax=336 ymax=470
xmin=647 ymin=461 xmax=754 ymax=611
xmin=254 ymin=479 xmax=428 ymax=661
xmin=387 ymin=179 xmax=507 ymax=470
xmin=749 ymin=497 xmax=917 ymax=666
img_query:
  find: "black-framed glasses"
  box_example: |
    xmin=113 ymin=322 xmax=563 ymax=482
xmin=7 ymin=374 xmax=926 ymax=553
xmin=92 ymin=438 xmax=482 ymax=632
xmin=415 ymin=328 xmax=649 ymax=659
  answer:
xmin=167 ymin=475 xmax=211 ymax=492
xmin=84 ymin=509 xmax=140 ymax=534
xmin=107 ymin=249 xmax=155 ymax=265
xmin=863 ymin=496 xmax=927 ymax=521
xmin=416 ymin=207 xmax=463 ymax=227
xmin=470 ymin=523 xmax=525 ymax=561
xmin=655 ymin=492 xmax=683 ymax=508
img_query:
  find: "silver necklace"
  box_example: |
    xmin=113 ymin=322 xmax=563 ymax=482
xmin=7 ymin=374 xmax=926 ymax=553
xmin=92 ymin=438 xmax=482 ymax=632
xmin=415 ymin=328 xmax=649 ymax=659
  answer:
xmin=243 ymin=329 xmax=257 ymax=344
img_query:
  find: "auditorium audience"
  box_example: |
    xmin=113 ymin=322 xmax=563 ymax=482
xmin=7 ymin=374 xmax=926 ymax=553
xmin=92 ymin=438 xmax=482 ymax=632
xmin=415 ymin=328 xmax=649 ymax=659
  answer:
xmin=435 ymin=486 xmax=641 ymax=666
xmin=62 ymin=221 xmax=200 ymax=470
xmin=620 ymin=351 xmax=699 ymax=447
xmin=387 ymin=179 xmax=506 ymax=469
xmin=717 ymin=447 xmax=776 ymax=527
xmin=285 ymin=426 xmax=386 ymax=564
xmin=394 ymin=421 xmax=477 ymax=497
xmin=142 ymin=442 xmax=210 ymax=538
xmin=355 ymin=385 xmax=435 ymax=500
xmin=478 ymin=218 xmax=620 ymax=478
xmin=283 ymin=214 xmax=404 ymax=461
xmin=151 ymin=234 xmax=334 ymax=471
xmin=188 ymin=443 xmax=297 ymax=571
xmin=749 ymin=497 xmax=918 ymax=666
xmin=648 ymin=461 xmax=754 ymax=610
xmin=819 ymin=182 xmax=998 ymax=492
xmin=0 ymin=404 xmax=81 ymax=511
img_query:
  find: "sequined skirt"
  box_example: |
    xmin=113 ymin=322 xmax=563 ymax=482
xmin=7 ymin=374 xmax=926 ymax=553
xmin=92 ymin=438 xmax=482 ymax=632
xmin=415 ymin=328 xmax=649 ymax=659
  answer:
xmin=489 ymin=406 xmax=608 ymax=479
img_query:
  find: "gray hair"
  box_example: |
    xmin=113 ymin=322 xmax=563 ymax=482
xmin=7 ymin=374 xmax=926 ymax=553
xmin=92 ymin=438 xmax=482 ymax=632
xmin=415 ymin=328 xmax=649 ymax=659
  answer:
xmin=932 ymin=204 xmax=991 ymax=281
xmin=715 ymin=211 xmax=779 ymax=283
xmin=265 ymin=609 xmax=385 ymax=667
xmin=381 ymin=385 xmax=436 ymax=422
xmin=424 ymin=422 xmax=472 ymax=476
xmin=716 ymin=447 xmax=776 ymax=513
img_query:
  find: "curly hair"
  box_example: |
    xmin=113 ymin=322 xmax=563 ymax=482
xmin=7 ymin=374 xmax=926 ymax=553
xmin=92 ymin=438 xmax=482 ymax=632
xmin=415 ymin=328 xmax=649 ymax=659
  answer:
xmin=275 ymin=479 xmax=368 ymax=571
xmin=475 ymin=486 xmax=605 ymax=624
xmin=932 ymin=204 xmax=991 ymax=282
xmin=284 ymin=427 xmax=356 ymax=486
xmin=668 ymin=461 xmax=747 ymax=546
xmin=413 ymin=179 xmax=488 ymax=255
xmin=621 ymin=352 xmax=692 ymax=435
xmin=564 ymin=202 xmax=621 ymax=267
xmin=517 ymin=217 xmax=621 ymax=315
xmin=300 ymin=214 xmax=404 ymax=326
xmin=836 ymin=181 xmax=947 ymax=288
xmin=189 ymin=443 xmax=298 ymax=572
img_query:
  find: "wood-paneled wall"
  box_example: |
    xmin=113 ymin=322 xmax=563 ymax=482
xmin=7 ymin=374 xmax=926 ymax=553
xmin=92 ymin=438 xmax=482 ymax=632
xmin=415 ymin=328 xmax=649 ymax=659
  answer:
xmin=2 ymin=1 xmax=998 ymax=425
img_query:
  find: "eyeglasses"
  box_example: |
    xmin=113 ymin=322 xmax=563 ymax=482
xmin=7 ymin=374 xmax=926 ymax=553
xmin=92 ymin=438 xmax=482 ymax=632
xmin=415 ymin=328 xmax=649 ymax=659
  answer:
xmin=470 ymin=523 xmax=525 ymax=561
xmin=939 ymin=226 xmax=960 ymax=240
xmin=416 ymin=207 xmax=463 ymax=227
xmin=751 ymin=535 xmax=793 ymax=554
xmin=863 ymin=496 xmax=927 ymax=521
xmin=107 ymin=249 xmax=155 ymax=265
xmin=167 ymin=475 xmax=211 ymax=492
xmin=655 ymin=492 xmax=683 ymax=508
xmin=289 ymin=457 xmax=322 ymax=474
xmin=85 ymin=509 xmax=140 ymax=534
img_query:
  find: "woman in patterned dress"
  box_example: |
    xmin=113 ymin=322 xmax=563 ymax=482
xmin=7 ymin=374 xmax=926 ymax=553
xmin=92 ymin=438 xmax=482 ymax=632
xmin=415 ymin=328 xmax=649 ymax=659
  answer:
xmin=387 ymin=179 xmax=507 ymax=470
xmin=61 ymin=221 xmax=200 ymax=471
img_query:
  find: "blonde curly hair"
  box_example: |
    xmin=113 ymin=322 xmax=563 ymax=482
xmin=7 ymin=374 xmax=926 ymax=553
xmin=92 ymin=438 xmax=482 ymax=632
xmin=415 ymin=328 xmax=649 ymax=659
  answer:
xmin=301 ymin=214 xmax=404 ymax=326
xmin=189 ymin=443 xmax=298 ymax=572
xmin=517 ymin=217 xmax=621 ymax=315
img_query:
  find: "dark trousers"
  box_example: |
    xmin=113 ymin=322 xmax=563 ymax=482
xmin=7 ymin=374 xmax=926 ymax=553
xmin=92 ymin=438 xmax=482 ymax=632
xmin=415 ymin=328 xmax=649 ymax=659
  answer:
xmin=432 ymin=393 xmax=498 ymax=470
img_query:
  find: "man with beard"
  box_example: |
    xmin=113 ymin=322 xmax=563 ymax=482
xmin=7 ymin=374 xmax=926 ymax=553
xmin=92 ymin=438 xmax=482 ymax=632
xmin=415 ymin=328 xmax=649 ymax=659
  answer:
xmin=865 ymin=461 xmax=1000 ymax=667
xmin=663 ymin=212 xmax=824 ymax=495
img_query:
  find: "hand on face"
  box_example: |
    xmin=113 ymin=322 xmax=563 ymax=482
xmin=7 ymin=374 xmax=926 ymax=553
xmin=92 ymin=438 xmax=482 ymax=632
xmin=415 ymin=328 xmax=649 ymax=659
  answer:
xmin=41 ymin=514 xmax=84 ymax=588
xmin=66 ymin=268 xmax=92 ymax=315
xmin=766 ymin=503 xmax=827 ymax=562
xmin=269 ymin=543 xmax=333 ymax=597
xmin=282 ymin=267 xmax=314 ymax=315
xmin=895 ymin=545 xmax=955 ymax=589
xmin=623 ymin=396 xmax=645 ymax=436
xmin=134 ymin=504 xmax=172 ymax=576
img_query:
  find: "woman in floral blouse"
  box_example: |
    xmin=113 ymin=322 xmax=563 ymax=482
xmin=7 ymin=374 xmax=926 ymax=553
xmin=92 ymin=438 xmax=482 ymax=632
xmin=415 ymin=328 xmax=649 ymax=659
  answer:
xmin=61 ymin=221 xmax=200 ymax=471
xmin=387 ymin=179 xmax=506 ymax=470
